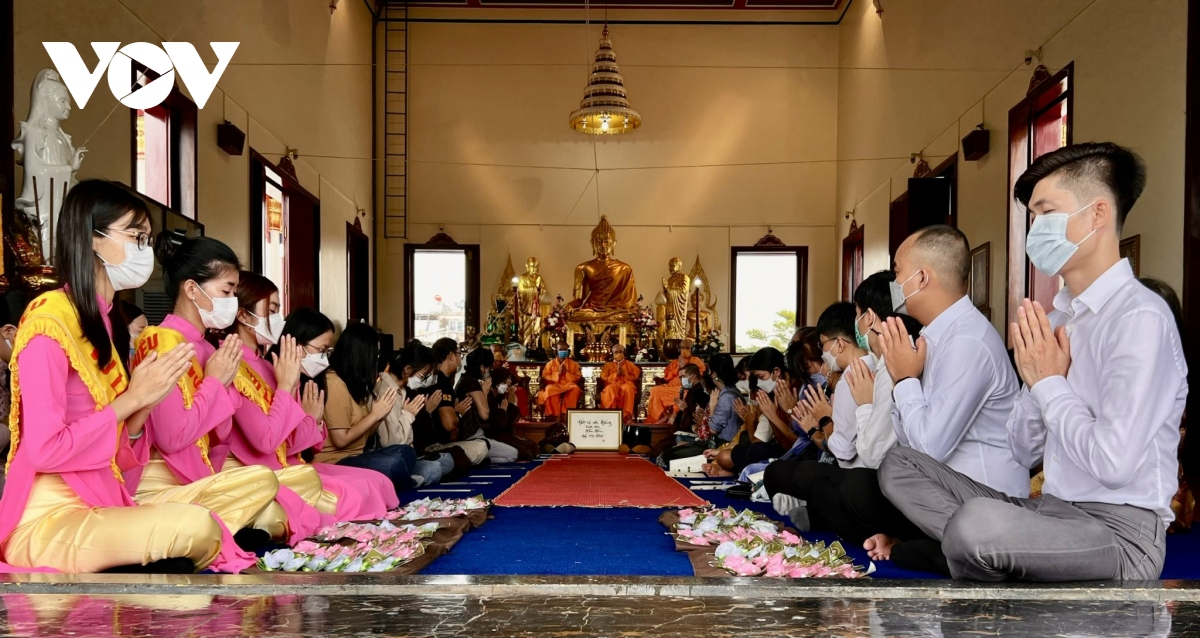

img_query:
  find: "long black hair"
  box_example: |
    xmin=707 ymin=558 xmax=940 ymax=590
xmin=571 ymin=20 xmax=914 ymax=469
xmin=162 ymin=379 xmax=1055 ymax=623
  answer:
xmin=463 ymin=348 xmax=494 ymax=380
xmin=746 ymin=347 xmax=788 ymax=394
xmin=153 ymin=233 xmax=239 ymax=303
xmin=706 ymin=353 xmax=738 ymax=389
xmin=391 ymin=339 xmax=436 ymax=377
xmin=55 ymin=180 xmax=150 ymax=370
xmin=330 ymin=322 xmax=379 ymax=405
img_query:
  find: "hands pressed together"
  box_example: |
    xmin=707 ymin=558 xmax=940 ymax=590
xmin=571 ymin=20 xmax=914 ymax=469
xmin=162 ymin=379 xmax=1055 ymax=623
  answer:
xmin=879 ymin=316 xmax=926 ymax=382
xmin=1010 ymin=298 xmax=1071 ymax=388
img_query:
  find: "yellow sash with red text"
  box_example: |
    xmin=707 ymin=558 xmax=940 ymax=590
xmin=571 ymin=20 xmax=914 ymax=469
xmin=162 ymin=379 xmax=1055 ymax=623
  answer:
xmin=233 ymin=361 xmax=290 ymax=467
xmin=5 ymin=290 xmax=128 ymax=481
xmin=132 ymin=326 xmax=214 ymax=473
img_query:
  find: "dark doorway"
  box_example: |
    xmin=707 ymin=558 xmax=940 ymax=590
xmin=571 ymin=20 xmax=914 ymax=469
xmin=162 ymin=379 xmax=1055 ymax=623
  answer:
xmin=347 ymin=219 xmax=370 ymax=325
xmin=889 ymin=155 xmax=957 ymax=264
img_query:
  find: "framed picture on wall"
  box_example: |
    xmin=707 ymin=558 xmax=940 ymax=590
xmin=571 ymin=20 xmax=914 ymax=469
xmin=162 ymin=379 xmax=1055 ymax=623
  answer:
xmin=1120 ymin=235 xmax=1141 ymax=277
xmin=970 ymin=242 xmax=990 ymax=319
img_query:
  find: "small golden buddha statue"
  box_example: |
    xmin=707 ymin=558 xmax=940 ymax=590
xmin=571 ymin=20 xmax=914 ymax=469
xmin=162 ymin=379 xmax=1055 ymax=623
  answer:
xmin=566 ymin=216 xmax=638 ymax=322
xmin=661 ymin=257 xmax=689 ymax=341
xmin=515 ymin=257 xmax=547 ymax=349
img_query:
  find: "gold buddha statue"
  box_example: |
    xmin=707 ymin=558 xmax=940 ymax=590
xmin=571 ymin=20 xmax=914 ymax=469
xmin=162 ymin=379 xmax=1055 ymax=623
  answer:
xmin=661 ymin=257 xmax=689 ymax=341
xmin=566 ymin=216 xmax=638 ymax=322
xmin=515 ymin=257 xmax=547 ymax=349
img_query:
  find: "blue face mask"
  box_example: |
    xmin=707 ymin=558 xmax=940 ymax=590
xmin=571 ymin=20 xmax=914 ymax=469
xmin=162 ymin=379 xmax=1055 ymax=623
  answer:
xmin=890 ymin=270 xmax=922 ymax=314
xmin=812 ymin=372 xmax=828 ymax=388
xmin=1026 ymin=201 xmax=1098 ymax=276
xmin=682 ymin=377 xmax=692 ymax=389
xmin=557 ymin=350 xmax=569 ymax=360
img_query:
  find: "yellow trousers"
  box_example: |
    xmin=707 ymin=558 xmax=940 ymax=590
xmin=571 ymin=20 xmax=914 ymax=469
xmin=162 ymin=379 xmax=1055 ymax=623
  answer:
xmin=2 ymin=474 xmax=222 ymax=573
xmin=134 ymin=459 xmax=279 ymax=537
xmin=223 ymin=458 xmax=324 ymax=539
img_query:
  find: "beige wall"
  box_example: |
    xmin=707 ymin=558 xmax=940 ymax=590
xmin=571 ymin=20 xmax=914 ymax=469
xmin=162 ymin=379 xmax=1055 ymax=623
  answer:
xmin=836 ymin=0 xmax=1187 ymax=333
xmin=378 ymin=22 xmax=843 ymax=337
xmin=13 ymin=0 xmax=375 ymax=328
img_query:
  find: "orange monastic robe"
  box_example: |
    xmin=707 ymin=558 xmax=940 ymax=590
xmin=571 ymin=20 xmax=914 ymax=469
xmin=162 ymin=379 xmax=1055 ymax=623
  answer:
xmin=600 ymin=360 xmax=641 ymax=420
xmin=647 ymin=356 xmax=706 ymax=423
xmin=537 ymin=358 xmax=583 ymax=418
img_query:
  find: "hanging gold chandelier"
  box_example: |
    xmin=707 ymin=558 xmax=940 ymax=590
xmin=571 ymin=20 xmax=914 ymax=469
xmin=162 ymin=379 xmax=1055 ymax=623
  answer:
xmin=569 ymin=26 xmax=641 ymax=135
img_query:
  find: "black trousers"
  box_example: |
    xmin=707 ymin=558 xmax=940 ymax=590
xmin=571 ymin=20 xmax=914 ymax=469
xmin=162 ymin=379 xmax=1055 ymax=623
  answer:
xmin=763 ymin=459 xmax=926 ymax=547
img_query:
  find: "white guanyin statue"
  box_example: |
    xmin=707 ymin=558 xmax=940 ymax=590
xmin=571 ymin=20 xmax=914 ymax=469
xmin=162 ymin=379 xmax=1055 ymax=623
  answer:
xmin=12 ymin=68 xmax=87 ymax=263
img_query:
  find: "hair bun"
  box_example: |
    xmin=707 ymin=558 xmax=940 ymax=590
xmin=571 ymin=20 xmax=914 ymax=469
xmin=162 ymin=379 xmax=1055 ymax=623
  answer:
xmin=154 ymin=230 xmax=185 ymax=264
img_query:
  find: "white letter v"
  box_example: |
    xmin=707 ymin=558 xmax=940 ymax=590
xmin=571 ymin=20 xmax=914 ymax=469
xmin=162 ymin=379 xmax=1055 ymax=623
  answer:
xmin=164 ymin=42 xmax=239 ymax=109
xmin=42 ymin=42 xmax=120 ymax=108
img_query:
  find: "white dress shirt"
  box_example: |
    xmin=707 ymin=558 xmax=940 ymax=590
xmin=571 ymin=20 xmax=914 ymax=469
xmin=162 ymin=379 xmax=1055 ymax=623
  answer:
xmin=893 ymin=295 xmax=1027 ymax=497
xmin=847 ymin=354 xmax=899 ymax=470
xmin=1006 ymin=259 xmax=1186 ymax=522
xmin=827 ymin=353 xmax=876 ymax=466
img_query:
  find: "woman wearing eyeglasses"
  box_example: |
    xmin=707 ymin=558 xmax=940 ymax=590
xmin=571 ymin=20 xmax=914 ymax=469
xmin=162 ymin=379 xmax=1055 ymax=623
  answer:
xmin=273 ymin=308 xmax=399 ymax=518
xmin=127 ymin=235 xmax=282 ymax=552
xmin=0 ymin=180 xmax=241 ymax=573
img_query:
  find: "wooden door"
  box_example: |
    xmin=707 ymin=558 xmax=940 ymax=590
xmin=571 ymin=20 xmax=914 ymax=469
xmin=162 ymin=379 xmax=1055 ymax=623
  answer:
xmin=347 ymin=220 xmax=370 ymax=324
xmin=287 ymin=194 xmax=320 ymax=312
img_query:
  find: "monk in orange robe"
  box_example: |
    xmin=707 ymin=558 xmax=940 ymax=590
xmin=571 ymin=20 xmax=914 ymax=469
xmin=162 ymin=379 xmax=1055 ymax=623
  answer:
xmin=600 ymin=344 xmax=641 ymax=421
xmin=538 ymin=341 xmax=582 ymax=420
xmin=647 ymin=339 xmax=706 ymax=423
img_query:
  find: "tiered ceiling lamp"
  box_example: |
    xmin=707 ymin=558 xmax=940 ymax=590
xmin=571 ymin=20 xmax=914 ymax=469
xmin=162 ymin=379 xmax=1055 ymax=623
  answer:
xmin=569 ymin=26 xmax=641 ymax=135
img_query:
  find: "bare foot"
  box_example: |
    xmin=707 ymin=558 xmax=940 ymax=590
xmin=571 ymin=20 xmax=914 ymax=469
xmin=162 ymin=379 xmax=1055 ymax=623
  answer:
xmin=703 ymin=463 xmax=734 ymax=478
xmin=863 ymin=534 xmax=899 ymax=561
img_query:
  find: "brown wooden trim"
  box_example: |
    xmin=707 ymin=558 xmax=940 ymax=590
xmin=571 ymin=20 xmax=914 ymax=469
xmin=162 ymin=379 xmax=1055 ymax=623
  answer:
xmin=842 ymin=223 xmax=864 ymax=301
xmin=403 ymin=243 xmax=481 ymax=343
xmin=728 ymin=244 xmax=808 ymax=353
xmin=128 ymin=63 xmax=199 ymax=219
xmin=1005 ymin=62 xmax=1074 ymax=335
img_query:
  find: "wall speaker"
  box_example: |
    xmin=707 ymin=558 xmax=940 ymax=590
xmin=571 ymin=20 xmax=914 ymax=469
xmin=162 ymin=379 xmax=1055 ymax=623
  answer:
xmin=962 ymin=127 xmax=990 ymax=161
xmin=217 ymin=122 xmax=245 ymax=156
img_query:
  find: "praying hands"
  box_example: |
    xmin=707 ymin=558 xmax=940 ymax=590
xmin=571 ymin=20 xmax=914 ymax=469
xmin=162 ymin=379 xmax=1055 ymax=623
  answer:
xmin=880 ymin=316 xmax=926 ymax=381
xmin=1010 ymin=298 xmax=1071 ymax=388
xmin=844 ymin=358 xmax=875 ymax=406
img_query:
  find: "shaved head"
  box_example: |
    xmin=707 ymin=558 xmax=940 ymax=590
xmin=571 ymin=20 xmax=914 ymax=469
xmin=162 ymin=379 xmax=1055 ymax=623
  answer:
xmin=907 ymin=225 xmax=970 ymax=295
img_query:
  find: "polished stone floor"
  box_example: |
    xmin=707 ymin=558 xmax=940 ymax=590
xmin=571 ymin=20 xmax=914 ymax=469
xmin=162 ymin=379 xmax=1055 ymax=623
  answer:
xmin=0 ymin=592 xmax=1195 ymax=637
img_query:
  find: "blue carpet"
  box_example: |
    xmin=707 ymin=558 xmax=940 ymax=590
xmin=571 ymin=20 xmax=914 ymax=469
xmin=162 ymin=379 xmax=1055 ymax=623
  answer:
xmin=400 ymin=457 xmax=1200 ymax=580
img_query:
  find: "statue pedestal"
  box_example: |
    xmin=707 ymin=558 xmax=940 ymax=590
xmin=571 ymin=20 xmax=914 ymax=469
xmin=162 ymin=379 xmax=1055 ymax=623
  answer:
xmin=565 ymin=318 xmax=631 ymax=356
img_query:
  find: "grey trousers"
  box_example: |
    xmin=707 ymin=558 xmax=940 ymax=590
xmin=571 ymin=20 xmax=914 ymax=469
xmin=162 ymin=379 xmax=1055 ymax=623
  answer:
xmin=878 ymin=447 xmax=1166 ymax=581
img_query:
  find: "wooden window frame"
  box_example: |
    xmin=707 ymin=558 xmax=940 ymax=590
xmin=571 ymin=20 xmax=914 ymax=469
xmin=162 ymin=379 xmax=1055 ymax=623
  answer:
xmin=403 ymin=244 xmax=481 ymax=343
xmin=729 ymin=245 xmax=809 ymax=354
xmin=842 ymin=224 xmax=865 ymax=301
xmin=1006 ymin=63 xmax=1074 ymax=333
xmin=128 ymin=64 xmax=198 ymax=219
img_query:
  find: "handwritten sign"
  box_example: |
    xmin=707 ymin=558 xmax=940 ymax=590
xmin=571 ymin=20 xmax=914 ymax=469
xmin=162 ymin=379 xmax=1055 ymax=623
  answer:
xmin=567 ymin=410 xmax=623 ymax=451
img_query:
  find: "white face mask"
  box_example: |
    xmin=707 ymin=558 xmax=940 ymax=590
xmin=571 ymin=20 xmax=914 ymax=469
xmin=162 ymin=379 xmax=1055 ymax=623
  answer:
xmin=1026 ymin=201 xmax=1098 ymax=276
xmin=756 ymin=378 xmax=777 ymax=394
xmin=301 ymin=352 xmax=330 ymax=377
xmin=890 ymin=269 xmax=923 ymax=314
xmin=407 ymin=374 xmax=426 ymax=390
xmin=192 ymin=283 xmax=238 ymax=330
xmin=245 ymin=311 xmax=284 ymax=346
xmin=497 ymin=383 xmax=509 ymax=394
xmin=822 ymin=339 xmax=843 ymax=373
xmin=97 ymin=232 xmax=155 ymax=291
xmin=735 ymin=379 xmax=751 ymax=394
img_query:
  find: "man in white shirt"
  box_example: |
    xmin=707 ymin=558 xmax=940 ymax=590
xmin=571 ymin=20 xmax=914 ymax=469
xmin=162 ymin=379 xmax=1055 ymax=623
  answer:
xmin=880 ymin=142 xmax=1186 ymax=581
xmin=867 ymin=225 xmax=1024 ymax=564
xmin=764 ymin=279 xmax=927 ymax=555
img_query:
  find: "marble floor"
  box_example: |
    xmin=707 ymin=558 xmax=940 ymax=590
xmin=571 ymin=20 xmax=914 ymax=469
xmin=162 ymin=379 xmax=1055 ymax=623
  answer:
xmin=0 ymin=592 xmax=1196 ymax=637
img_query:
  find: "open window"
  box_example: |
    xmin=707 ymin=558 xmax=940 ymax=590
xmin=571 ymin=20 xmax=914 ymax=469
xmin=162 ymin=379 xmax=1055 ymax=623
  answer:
xmin=404 ymin=239 xmax=480 ymax=345
xmin=729 ymin=244 xmax=808 ymax=353
xmin=250 ymin=151 xmax=321 ymax=314
xmin=1007 ymin=63 xmax=1074 ymax=331
xmin=131 ymin=66 xmax=197 ymax=218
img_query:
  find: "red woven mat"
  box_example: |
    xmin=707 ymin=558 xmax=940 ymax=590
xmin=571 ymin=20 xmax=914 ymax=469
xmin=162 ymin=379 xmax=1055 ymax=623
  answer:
xmin=493 ymin=453 xmax=709 ymax=508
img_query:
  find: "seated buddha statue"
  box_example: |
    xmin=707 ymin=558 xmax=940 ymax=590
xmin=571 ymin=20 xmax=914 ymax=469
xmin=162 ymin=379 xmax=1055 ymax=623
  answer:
xmin=565 ymin=215 xmax=638 ymax=322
